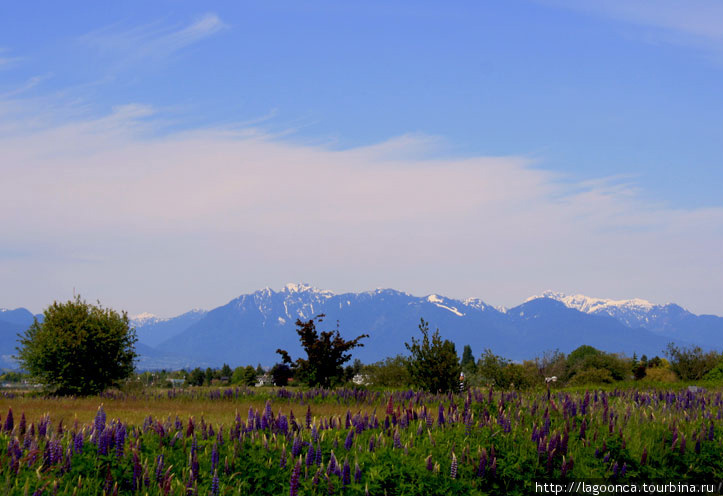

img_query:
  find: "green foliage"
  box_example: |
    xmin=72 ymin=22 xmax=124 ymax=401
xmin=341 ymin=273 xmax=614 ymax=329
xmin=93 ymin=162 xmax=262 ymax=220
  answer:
xmin=566 ymin=367 xmax=614 ymax=385
xmin=187 ymin=367 xmax=206 ymax=386
xmin=704 ymin=361 xmax=723 ymax=382
xmin=363 ymin=355 xmax=412 ymax=388
xmin=270 ymin=363 xmax=292 ymax=386
xmin=564 ymin=345 xmax=630 ymax=384
xmin=404 ymin=319 xmax=460 ymax=392
xmin=276 ymin=314 xmax=368 ymax=388
xmin=460 ymin=344 xmax=477 ymax=374
xmin=665 ymin=343 xmax=721 ymax=380
xmin=220 ymin=363 xmax=233 ymax=379
xmin=474 ymin=348 xmax=511 ymax=387
xmin=15 ymin=296 xmax=137 ymax=395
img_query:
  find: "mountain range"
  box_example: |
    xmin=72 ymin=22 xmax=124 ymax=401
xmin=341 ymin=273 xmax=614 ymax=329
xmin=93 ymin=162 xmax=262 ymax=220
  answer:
xmin=2 ymin=284 xmax=721 ymax=370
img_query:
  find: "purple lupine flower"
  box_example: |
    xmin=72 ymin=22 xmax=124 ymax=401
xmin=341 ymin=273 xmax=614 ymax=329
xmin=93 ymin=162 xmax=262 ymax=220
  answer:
xmin=305 ymin=406 xmax=313 ymax=429
xmin=316 ymin=443 xmax=322 ymax=466
xmin=327 ymin=451 xmax=337 ymax=476
xmin=74 ymin=431 xmax=84 ymax=454
xmin=211 ymin=443 xmax=219 ymax=473
xmin=354 ymin=461 xmax=362 ymax=483
xmin=290 ymin=458 xmax=301 ymax=496
xmin=52 ymin=439 xmax=63 ymax=464
xmin=709 ymin=422 xmax=715 ymax=441
xmin=95 ymin=406 xmax=106 ymax=434
xmin=306 ymin=443 xmax=315 ymax=468
xmin=4 ymin=407 xmax=13 ymax=433
xmin=695 ymin=439 xmax=701 ymax=454
xmin=342 ymin=458 xmax=351 ymax=486
xmin=621 ymin=462 xmax=627 ymax=477
xmin=425 ymin=455 xmax=434 ymax=472
xmin=291 ymin=435 xmax=302 ymax=457
xmin=393 ymin=429 xmax=401 ymax=449
xmin=612 ymin=461 xmax=619 ymax=478
xmin=133 ymin=452 xmax=142 ymax=490
xmin=450 ymin=453 xmax=458 ymax=479
xmin=437 ymin=404 xmax=445 ymax=426
xmin=97 ymin=429 xmax=110 ymax=456
xmin=490 ymin=457 xmax=497 ymax=478
xmin=210 ymin=470 xmax=219 ymax=496
xmin=43 ymin=441 xmax=52 ymax=468
xmin=478 ymin=448 xmax=488 ymax=477
xmin=115 ymin=424 xmax=126 ymax=458
xmin=344 ymin=430 xmax=354 ymax=450
xmin=680 ymin=435 xmax=686 ymax=454
xmin=368 ymin=436 xmax=375 ymax=453
xmin=19 ymin=413 xmax=26 ymax=436
xmin=155 ymin=454 xmax=164 ymax=483
xmin=280 ymin=444 xmax=287 ymax=469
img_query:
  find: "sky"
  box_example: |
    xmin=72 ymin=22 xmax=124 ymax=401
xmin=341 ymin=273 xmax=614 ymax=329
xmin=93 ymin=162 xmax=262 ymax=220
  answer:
xmin=1 ymin=1 xmax=722 ymax=317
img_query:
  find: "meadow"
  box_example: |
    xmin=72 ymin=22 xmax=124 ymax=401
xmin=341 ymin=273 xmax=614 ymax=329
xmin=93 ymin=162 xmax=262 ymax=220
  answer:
xmin=0 ymin=385 xmax=721 ymax=495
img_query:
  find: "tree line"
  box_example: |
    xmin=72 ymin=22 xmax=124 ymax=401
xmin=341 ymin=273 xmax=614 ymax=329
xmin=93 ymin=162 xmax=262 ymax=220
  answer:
xmin=12 ymin=297 xmax=723 ymax=396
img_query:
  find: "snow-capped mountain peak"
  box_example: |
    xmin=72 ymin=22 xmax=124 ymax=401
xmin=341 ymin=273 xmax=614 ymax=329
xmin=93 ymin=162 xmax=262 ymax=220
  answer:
xmin=131 ymin=312 xmax=162 ymax=325
xmin=281 ymin=283 xmax=334 ymax=297
xmin=529 ymin=290 xmax=656 ymax=314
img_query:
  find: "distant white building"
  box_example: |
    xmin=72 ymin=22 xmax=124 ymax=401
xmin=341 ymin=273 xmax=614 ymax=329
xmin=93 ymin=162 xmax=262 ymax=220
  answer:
xmin=256 ymin=373 xmax=273 ymax=387
xmin=352 ymin=374 xmax=368 ymax=386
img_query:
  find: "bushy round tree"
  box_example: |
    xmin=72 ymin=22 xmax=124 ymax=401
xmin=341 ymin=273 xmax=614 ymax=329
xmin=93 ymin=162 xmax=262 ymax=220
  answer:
xmin=16 ymin=296 xmax=137 ymax=395
xmin=405 ymin=319 xmax=460 ymax=393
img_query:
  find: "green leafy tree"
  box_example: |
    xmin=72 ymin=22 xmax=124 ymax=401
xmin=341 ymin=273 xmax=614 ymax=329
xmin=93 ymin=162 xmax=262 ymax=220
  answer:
xmin=242 ymin=365 xmax=257 ymax=386
xmin=665 ymin=343 xmax=721 ymax=380
xmin=187 ymin=367 xmax=206 ymax=386
xmin=276 ymin=314 xmax=368 ymax=388
xmin=404 ymin=319 xmax=460 ymax=393
xmin=16 ymin=296 xmax=137 ymax=396
xmin=460 ymin=344 xmax=477 ymax=374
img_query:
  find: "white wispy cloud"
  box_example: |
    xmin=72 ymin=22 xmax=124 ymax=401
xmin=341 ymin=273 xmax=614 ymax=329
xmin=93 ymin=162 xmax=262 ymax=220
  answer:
xmin=1 ymin=100 xmax=721 ymax=316
xmin=0 ymin=48 xmax=22 ymax=70
xmin=79 ymin=13 xmax=227 ymax=69
xmin=540 ymin=0 xmax=723 ymax=56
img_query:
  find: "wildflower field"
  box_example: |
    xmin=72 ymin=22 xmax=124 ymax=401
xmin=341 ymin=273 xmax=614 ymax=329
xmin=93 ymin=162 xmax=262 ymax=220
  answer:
xmin=0 ymin=386 xmax=721 ymax=495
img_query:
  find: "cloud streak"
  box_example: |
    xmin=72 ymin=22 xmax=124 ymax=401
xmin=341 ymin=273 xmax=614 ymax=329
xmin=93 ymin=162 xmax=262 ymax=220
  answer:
xmin=541 ymin=0 xmax=723 ymax=56
xmin=1 ymin=100 xmax=722 ymax=317
xmin=79 ymin=13 xmax=226 ymax=69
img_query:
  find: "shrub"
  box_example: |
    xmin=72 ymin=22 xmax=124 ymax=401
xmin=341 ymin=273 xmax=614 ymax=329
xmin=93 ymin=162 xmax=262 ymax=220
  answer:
xmin=363 ymin=355 xmax=412 ymax=388
xmin=15 ymin=296 xmax=137 ymax=395
xmin=405 ymin=319 xmax=460 ymax=393
xmin=665 ymin=343 xmax=721 ymax=380
xmin=566 ymin=368 xmax=614 ymax=386
xmin=641 ymin=367 xmax=678 ymax=383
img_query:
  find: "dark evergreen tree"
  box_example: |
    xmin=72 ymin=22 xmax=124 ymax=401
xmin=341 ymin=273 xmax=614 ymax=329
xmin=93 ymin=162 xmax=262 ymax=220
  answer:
xmin=460 ymin=344 xmax=477 ymax=374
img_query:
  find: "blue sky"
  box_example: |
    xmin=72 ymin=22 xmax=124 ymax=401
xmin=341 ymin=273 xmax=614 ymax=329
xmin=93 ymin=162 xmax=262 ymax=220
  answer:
xmin=1 ymin=1 xmax=722 ymax=316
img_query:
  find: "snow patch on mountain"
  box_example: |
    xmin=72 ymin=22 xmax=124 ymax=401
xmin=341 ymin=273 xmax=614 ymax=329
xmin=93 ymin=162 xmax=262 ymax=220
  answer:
xmin=426 ymin=294 xmax=465 ymax=317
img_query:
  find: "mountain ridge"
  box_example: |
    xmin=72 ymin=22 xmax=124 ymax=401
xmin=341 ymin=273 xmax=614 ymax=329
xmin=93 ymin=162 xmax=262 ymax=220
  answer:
xmin=2 ymin=286 xmax=721 ymax=369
